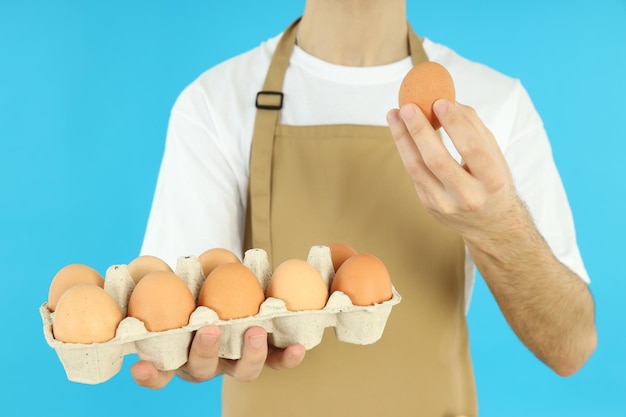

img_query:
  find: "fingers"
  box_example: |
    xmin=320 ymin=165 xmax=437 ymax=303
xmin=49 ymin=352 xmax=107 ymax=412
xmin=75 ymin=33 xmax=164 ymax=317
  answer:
xmin=179 ymin=325 xmax=222 ymax=382
xmin=131 ymin=360 xmax=177 ymax=390
xmin=387 ymin=106 xmax=460 ymax=211
xmin=399 ymin=102 xmax=469 ymax=188
xmin=387 ymin=107 xmax=439 ymax=184
xmin=218 ymin=328 xmax=305 ymax=380
xmin=387 ymin=108 xmax=441 ymax=207
xmin=388 ymin=100 xmax=510 ymax=212
xmin=432 ymin=99 xmax=506 ymax=187
xmin=131 ymin=326 xmax=306 ymax=388
xmin=219 ymin=326 xmax=270 ymax=382
xmin=266 ymin=343 xmax=306 ymax=370
xmin=183 ymin=326 xmax=268 ymax=383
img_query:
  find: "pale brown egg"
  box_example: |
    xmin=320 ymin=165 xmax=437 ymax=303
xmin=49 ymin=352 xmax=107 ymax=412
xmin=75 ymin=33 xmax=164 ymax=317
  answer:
xmin=198 ymin=247 xmax=241 ymax=277
xmin=52 ymin=284 xmax=123 ymax=343
xmin=127 ymin=254 xmax=172 ymax=284
xmin=328 ymin=243 xmax=358 ymax=272
xmin=398 ymin=61 xmax=456 ymax=130
xmin=267 ymin=259 xmax=329 ymax=311
xmin=330 ymin=253 xmax=392 ymax=306
xmin=127 ymin=271 xmax=196 ymax=332
xmin=198 ymin=263 xmax=264 ymax=320
xmin=47 ymin=264 xmax=105 ymax=312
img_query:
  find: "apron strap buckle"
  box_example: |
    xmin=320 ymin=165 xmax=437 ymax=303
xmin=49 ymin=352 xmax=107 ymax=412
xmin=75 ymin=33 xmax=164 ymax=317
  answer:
xmin=256 ymin=91 xmax=284 ymax=110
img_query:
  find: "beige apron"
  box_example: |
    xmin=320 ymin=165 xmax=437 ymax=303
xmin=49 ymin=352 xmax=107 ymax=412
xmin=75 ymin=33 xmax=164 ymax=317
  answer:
xmin=224 ymin=18 xmax=477 ymax=417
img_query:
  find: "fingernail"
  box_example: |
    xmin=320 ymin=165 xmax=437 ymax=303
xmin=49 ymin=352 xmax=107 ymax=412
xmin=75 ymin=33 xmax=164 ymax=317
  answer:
xmin=199 ymin=332 xmax=219 ymax=347
xmin=433 ymin=99 xmax=449 ymax=115
xmin=250 ymin=334 xmax=265 ymax=349
xmin=399 ymin=104 xmax=417 ymax=120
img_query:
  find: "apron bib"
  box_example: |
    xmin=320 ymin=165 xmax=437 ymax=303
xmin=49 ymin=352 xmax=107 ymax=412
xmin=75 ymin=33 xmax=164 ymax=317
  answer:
xmin=225 ymin=18 xmax=477 ymax=417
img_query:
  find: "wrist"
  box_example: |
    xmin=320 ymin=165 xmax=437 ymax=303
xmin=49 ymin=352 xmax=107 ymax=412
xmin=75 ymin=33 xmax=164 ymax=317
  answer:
xmin=462 ymin=195 xmax=542 ymax=265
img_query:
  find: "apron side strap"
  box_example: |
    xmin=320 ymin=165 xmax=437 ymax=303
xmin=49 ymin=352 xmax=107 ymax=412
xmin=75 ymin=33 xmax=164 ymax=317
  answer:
xmin=408 ymin=23 xmax=429 ymax=65
xmin=246 ymin=18 xmax=301 ymax=264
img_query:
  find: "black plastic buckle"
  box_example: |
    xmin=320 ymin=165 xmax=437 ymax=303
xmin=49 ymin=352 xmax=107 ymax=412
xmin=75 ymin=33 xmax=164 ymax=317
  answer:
xmin=255 ymin=91 xmax=284 ymax=110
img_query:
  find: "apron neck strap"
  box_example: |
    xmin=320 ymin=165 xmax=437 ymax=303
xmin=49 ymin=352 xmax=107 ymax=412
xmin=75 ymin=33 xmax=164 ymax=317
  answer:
xmin=258 ymin=18 xmax=300 ymax=98
xmin=246 ymin=17 xmax=429 ymax=262
xmin=258 ymin=17 xmax=428 ymax=96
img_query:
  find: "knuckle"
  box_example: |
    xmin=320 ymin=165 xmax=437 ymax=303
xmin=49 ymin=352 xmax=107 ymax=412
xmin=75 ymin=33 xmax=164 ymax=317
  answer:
xmin=185 ymin=367 xmax=216 ymax=382
xmin=426 ymin=154 xmax=448 ymax=172
xmin=234 ymin=368 xmax=262 ymax=383
xmin=456 ymin=140 xmax=481 ymax=160
xmin=489 ymin=177 xmax=507 ymax=192
xmin=460 ymin=194 xmax=486 ymax=212
xmin=407 ymin=120 xmax=431 ymax=139
xmin=483 ymin=169 xmax=508 ymax=193
xmin=183 ymin=352 xmax=220 ymax=381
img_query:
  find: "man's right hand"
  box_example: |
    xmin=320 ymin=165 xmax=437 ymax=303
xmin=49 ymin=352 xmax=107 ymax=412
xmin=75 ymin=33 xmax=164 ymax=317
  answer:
xmin=130 ymin=325 xmax=306 ymax=389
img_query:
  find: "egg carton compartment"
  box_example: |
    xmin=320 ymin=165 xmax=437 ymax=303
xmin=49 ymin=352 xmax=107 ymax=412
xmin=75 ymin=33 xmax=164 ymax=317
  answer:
xmin=40 ymin=245 xmax=402 ymax=384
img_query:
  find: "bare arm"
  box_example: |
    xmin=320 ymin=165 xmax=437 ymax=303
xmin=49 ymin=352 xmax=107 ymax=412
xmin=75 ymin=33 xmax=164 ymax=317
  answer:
xmin=387 ymin=100 xmax=597 ymax=376
xmin=464 ymin=193 xmax=596 ymax=376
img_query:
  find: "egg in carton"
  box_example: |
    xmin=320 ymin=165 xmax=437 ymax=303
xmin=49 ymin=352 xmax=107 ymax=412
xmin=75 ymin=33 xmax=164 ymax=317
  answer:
xmin=40 ymin=245 xmax=402 ymax=384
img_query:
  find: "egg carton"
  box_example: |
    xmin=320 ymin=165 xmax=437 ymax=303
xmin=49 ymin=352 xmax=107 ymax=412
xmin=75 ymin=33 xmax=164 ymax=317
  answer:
xmin=40 ymin=245 xmax=402 ymax=384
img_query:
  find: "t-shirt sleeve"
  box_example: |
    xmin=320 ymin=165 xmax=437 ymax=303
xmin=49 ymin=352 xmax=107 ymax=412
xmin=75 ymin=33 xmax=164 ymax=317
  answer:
xmin=139 ymin=83 xmax=247 ymax=269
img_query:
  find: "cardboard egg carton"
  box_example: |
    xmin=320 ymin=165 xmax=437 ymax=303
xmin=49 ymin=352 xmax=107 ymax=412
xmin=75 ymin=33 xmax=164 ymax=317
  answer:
xmin=40 ymin=245 xmax=402 ymax=384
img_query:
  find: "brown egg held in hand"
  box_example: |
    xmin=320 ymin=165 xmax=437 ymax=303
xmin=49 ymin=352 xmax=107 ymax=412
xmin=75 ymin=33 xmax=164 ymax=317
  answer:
xmin=398 ymin=61 xmax=456 ymax=130
xmin=328 ymin=243 xmax=358 ymax=272
xmin=127 ymin=255 xmax=173 ymax=284
xmin=198 ymin=247 xmax=241 ymax=277
xmin=52 ymin=284 xmax=123 ymax=343
xmin=267 ymin=259 xmax=329 ymax=311
xmin=198 ymin=263 xmax=264 ymax=320
xmin=331 ymin=253 xmax=392 ymax=306
xmin=127 ymin=271 xmax=196 ymax=332
xmin=48 ymin=264 xmax=105 ymax=312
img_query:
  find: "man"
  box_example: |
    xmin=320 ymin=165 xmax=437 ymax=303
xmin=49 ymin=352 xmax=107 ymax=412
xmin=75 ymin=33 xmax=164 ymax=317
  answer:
xmin=132 ymin=1 xmax=596 ymax=416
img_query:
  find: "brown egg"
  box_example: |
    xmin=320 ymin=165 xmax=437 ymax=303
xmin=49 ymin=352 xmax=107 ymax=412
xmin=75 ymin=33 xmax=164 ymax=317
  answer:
xmin=48 ymin=264 xmax=105 ymax=312
xmin=52 ymin=284 xmax=123 ymax=343
xmin=127 ymin=255 xmax=172 ymax=284
xmin=328 ymin=243 xmax=358 ymax=272
xmin=127 ymin=271 xmax=196 ymax=332
xmin=198 ymin=263 xmax=264 ymax=320
xmin=398 ymin=61 xmax=456 ymax=130
xmin=198 ymin=247 xmax=241 ymax=277
xmin=331 ymin=253 xmax=393 ymax=306
xmin=267 ymin=259 xmax=329 ymax=311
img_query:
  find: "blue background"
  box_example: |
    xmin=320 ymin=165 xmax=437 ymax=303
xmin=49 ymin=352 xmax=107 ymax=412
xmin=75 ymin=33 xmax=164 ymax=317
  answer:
xmin=1 ymin=1 xmax=624 ymax=416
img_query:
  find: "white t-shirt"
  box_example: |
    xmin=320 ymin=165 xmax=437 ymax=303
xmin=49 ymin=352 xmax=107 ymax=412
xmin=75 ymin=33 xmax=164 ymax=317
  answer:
xmin=140 ymin=32 xmax=590 ymax=309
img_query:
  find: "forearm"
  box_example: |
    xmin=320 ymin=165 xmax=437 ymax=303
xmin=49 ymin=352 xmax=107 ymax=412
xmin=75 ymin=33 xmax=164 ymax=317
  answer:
xmin=387 ymin=99 xmax=597 ymax=375
xmin=464 ymin=196 xmax=597 ymax=376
